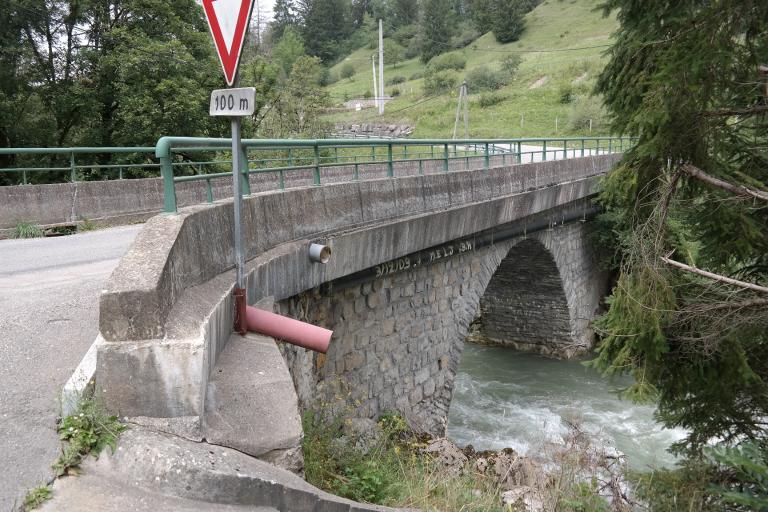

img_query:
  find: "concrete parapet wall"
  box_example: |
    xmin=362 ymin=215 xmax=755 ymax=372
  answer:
xmin=0 ymin=153 xmax=516 ymax=230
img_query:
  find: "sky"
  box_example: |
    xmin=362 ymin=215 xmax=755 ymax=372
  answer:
xmin=254 ymin=0 xmax=276 ymax=23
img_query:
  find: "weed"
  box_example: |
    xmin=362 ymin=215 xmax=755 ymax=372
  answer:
xmin=478 ymin=92 xmax=507 ymax=108
xmin=77 ymin=218 xmax=97 ymax=232
xmin=302 ymin=410 xmax=505 ymax=511
xmin=22 ymin=486 xmax=52 ymax=510
xmin=10 ymin=221 xmax=45 ymax=239
xmin=53 ymin=396 xmax=126 ymax=477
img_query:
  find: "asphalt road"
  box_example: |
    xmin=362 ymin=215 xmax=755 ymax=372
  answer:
xmin=0 ymin=225 xmax=141 ymax=511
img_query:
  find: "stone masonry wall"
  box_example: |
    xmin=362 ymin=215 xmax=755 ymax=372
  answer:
xmin=479 ymin=222 xmax=609 ymax=358
xmin=275 ymin=221 xmax=608 ymax=435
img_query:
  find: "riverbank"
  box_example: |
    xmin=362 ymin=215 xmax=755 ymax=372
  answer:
xmin=302 ymin=410 xmax=633 ymax=511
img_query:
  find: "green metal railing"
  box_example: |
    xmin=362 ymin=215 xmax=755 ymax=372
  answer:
xmin=0 ymin=136 xmax=635 ymax=214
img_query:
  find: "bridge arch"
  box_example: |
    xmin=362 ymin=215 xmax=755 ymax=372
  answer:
xmin=276 ymin=221 xmax=609 ymax=435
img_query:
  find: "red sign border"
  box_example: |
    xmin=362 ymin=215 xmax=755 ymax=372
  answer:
xmin=201 ymin=0 xmax=255 ymax=86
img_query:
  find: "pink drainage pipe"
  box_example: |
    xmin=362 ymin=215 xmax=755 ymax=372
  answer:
xmin=245 ymin=306 xmax=332 ymax=354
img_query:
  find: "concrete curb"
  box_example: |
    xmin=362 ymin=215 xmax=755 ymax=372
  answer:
xmin=60 ymin=334 xmax=104 ymax=417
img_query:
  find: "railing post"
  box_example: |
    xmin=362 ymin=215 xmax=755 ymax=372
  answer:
xmin=160 ymin=154 xmax=177 ymax=213
xmin=581 ymin=139 xmax=585 ymax=157
xmin=205 ymin=178 xmax=213 ymax=203
xmin=443 ymin=143 xmax=449 ymax=172
xmin=484 ymin=143 xmax=489 ymax=170
xmin=563 ymin=140 xmax=567 ymax=159
xmin=119 ymin=166 xmax=123 ymax=180
xmin=22 ymin=170 xmax=27 ymax=185
xmin=608 ymin=138 xmax=613 ymax=154
xmin=354 ymin=163 xmax=359 ymax=180
xmin=516 ymin=141 xmax=522 ymax=164
xmin=334 ymin=146 xmax=339 ymax=164
xmin=371 ymin=145 xmax=376 ymax=162
xmin=288 ymin=148 xmax=294 ymax=167
xmin=403 ymin=145 xmax=408 ymax=160
xmin=418 ymin=158 xmax=423 ymax=175
xmin=542 ymin=140 xmax=547 ymax=161
xmin=70 ymin=152 xmax=76 ymax=182
xmin=279 ymin=170 xmax=285 ymax=190
xmin=387 ymin=143 xmax=394 ymax=177
xmin=313 ymin=144 xmax=321 ymax=185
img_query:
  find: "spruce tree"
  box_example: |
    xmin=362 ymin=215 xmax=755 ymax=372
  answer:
xmin=490 ymin=0 xmax=526 ymax=43
xmin=271 ymin=0 xmax=296 ymax=39
xmin=298 ymin=0 xmax=352 ymax=62
xmin=592 ymin=0 xmax=768 ymax=455
xmin=420 ymin=0 xmax=452 ymax=63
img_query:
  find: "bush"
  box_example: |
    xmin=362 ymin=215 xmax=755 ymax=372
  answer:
xmin=558 ymin=83 xmax=574 ymax=103
xmin=409 ymin=70 xmax=425 ymax=80
xmin=465 ymin=65 xmax=508 ymax=91
xmin=340 ymin=63 xmax=355 ymax=80
xmin=386 ymin=75 xmax=406 ymax=85
xmin=363 ymin=90 xmax=372 ymax=99
xmin=389 ymin=87 xmax=401 ymax=97
xmin=423 ymin=70 xmax=459 ymax=95
xmin=450 ymin=22 xmax=480 ymax=49
xmin=567 ymin=95 xmax=608 ymax=132
xmin=501 ymin=54 xmax=522 ymax=75
xmin=427 ymin=53 xmax=466 ymax=72
xmin=477 ymin=92 xmax=507 ymax=108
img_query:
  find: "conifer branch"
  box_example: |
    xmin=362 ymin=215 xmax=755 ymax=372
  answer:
xmin=661 ymin=256 xmax=768 ymax=294
xmin=681 ymin=164 xmax=768 ymax=202
xmin=700 ymin=105 xmax=768 ymax=117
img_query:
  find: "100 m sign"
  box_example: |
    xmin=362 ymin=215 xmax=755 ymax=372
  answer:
xmin=209 ymin=87 xmax=256 ymax=117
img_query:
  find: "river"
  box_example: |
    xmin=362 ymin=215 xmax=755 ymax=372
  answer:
xmin=446 ymin=344 xmax=687 ymax=469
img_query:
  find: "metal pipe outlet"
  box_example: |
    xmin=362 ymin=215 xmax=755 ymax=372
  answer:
xmin=245 ymin=306 xmax=332 ymax=354
xmin=309 ymin=243 xmax=332 ymax=264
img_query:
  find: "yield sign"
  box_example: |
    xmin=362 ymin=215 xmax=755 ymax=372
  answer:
xmin=202 ymin=0 xmax=255 ymax=86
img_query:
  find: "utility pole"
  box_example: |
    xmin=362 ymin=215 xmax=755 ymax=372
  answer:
xmin=372 ymin=55 xmax=378 ymax=110
xmin=378 ymin=19 xmax=385 ymax=115
xmin=463 ymin=82 xmax=469 ymax=138
xmin=452 ymin=82 xmax=469 ymax=139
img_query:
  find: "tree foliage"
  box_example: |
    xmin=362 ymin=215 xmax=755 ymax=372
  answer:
xmin=0 ymin=0 xmax=222 ymax=180
xmin=420 ymin=0 xmax=452 ymax=63
xmin=592 ymin=0 xmax=768 ymax=456
xmin=297 ymin=0 xmax=353 ymax=62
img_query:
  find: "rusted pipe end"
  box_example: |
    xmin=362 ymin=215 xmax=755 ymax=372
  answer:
xmin=245 ymin=306 xmax=332 ymax=353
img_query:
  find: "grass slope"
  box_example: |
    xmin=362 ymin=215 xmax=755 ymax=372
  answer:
xmin=323 ymin=0 xmax=617 ymax=138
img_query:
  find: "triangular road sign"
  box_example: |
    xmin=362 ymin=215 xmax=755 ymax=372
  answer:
xmin=202 ymin=0 xmax=255 ymax=86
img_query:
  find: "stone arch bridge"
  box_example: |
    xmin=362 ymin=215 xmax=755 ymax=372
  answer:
xmin=95 ymin=153 xmax=619 ymax=461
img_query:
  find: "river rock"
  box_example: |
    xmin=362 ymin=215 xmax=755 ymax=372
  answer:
xmin=421 ymin=438 xmax=468 ymax=476
xmin=493 ymin=450 xmax=547 ymax=489
xmin=341 ymin=417 xmax=382 ymax=454
xmin=501 ymin=486 xmax=545 ymax=511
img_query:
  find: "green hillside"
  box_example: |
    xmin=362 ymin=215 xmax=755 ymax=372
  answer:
xmin=323 ymin=0 xmax=617 ymax=138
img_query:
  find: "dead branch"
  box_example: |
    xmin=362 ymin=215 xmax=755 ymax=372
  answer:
xmin=681 ymin=164 xmax=768 ymax=202
xmin=679 ymin=298 xmax=768 ymax=313
xmin=661 ymin=256 xmax=768 ymax=294
xmin=699 ymin=105 xmax=768 ymax=117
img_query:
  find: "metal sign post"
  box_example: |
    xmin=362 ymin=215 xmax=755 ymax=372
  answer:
xmin=210 ymin=87 xmax=256 ymax=334
xmin=202 ymin=0 xmax=256 ymax=334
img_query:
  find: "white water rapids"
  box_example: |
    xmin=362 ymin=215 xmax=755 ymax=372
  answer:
xmin=446 ymin=344 xmax=688 ymax=469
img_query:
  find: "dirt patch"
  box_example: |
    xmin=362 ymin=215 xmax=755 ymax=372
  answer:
xmin=528 ymin=76 xmax=549 ymax=89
